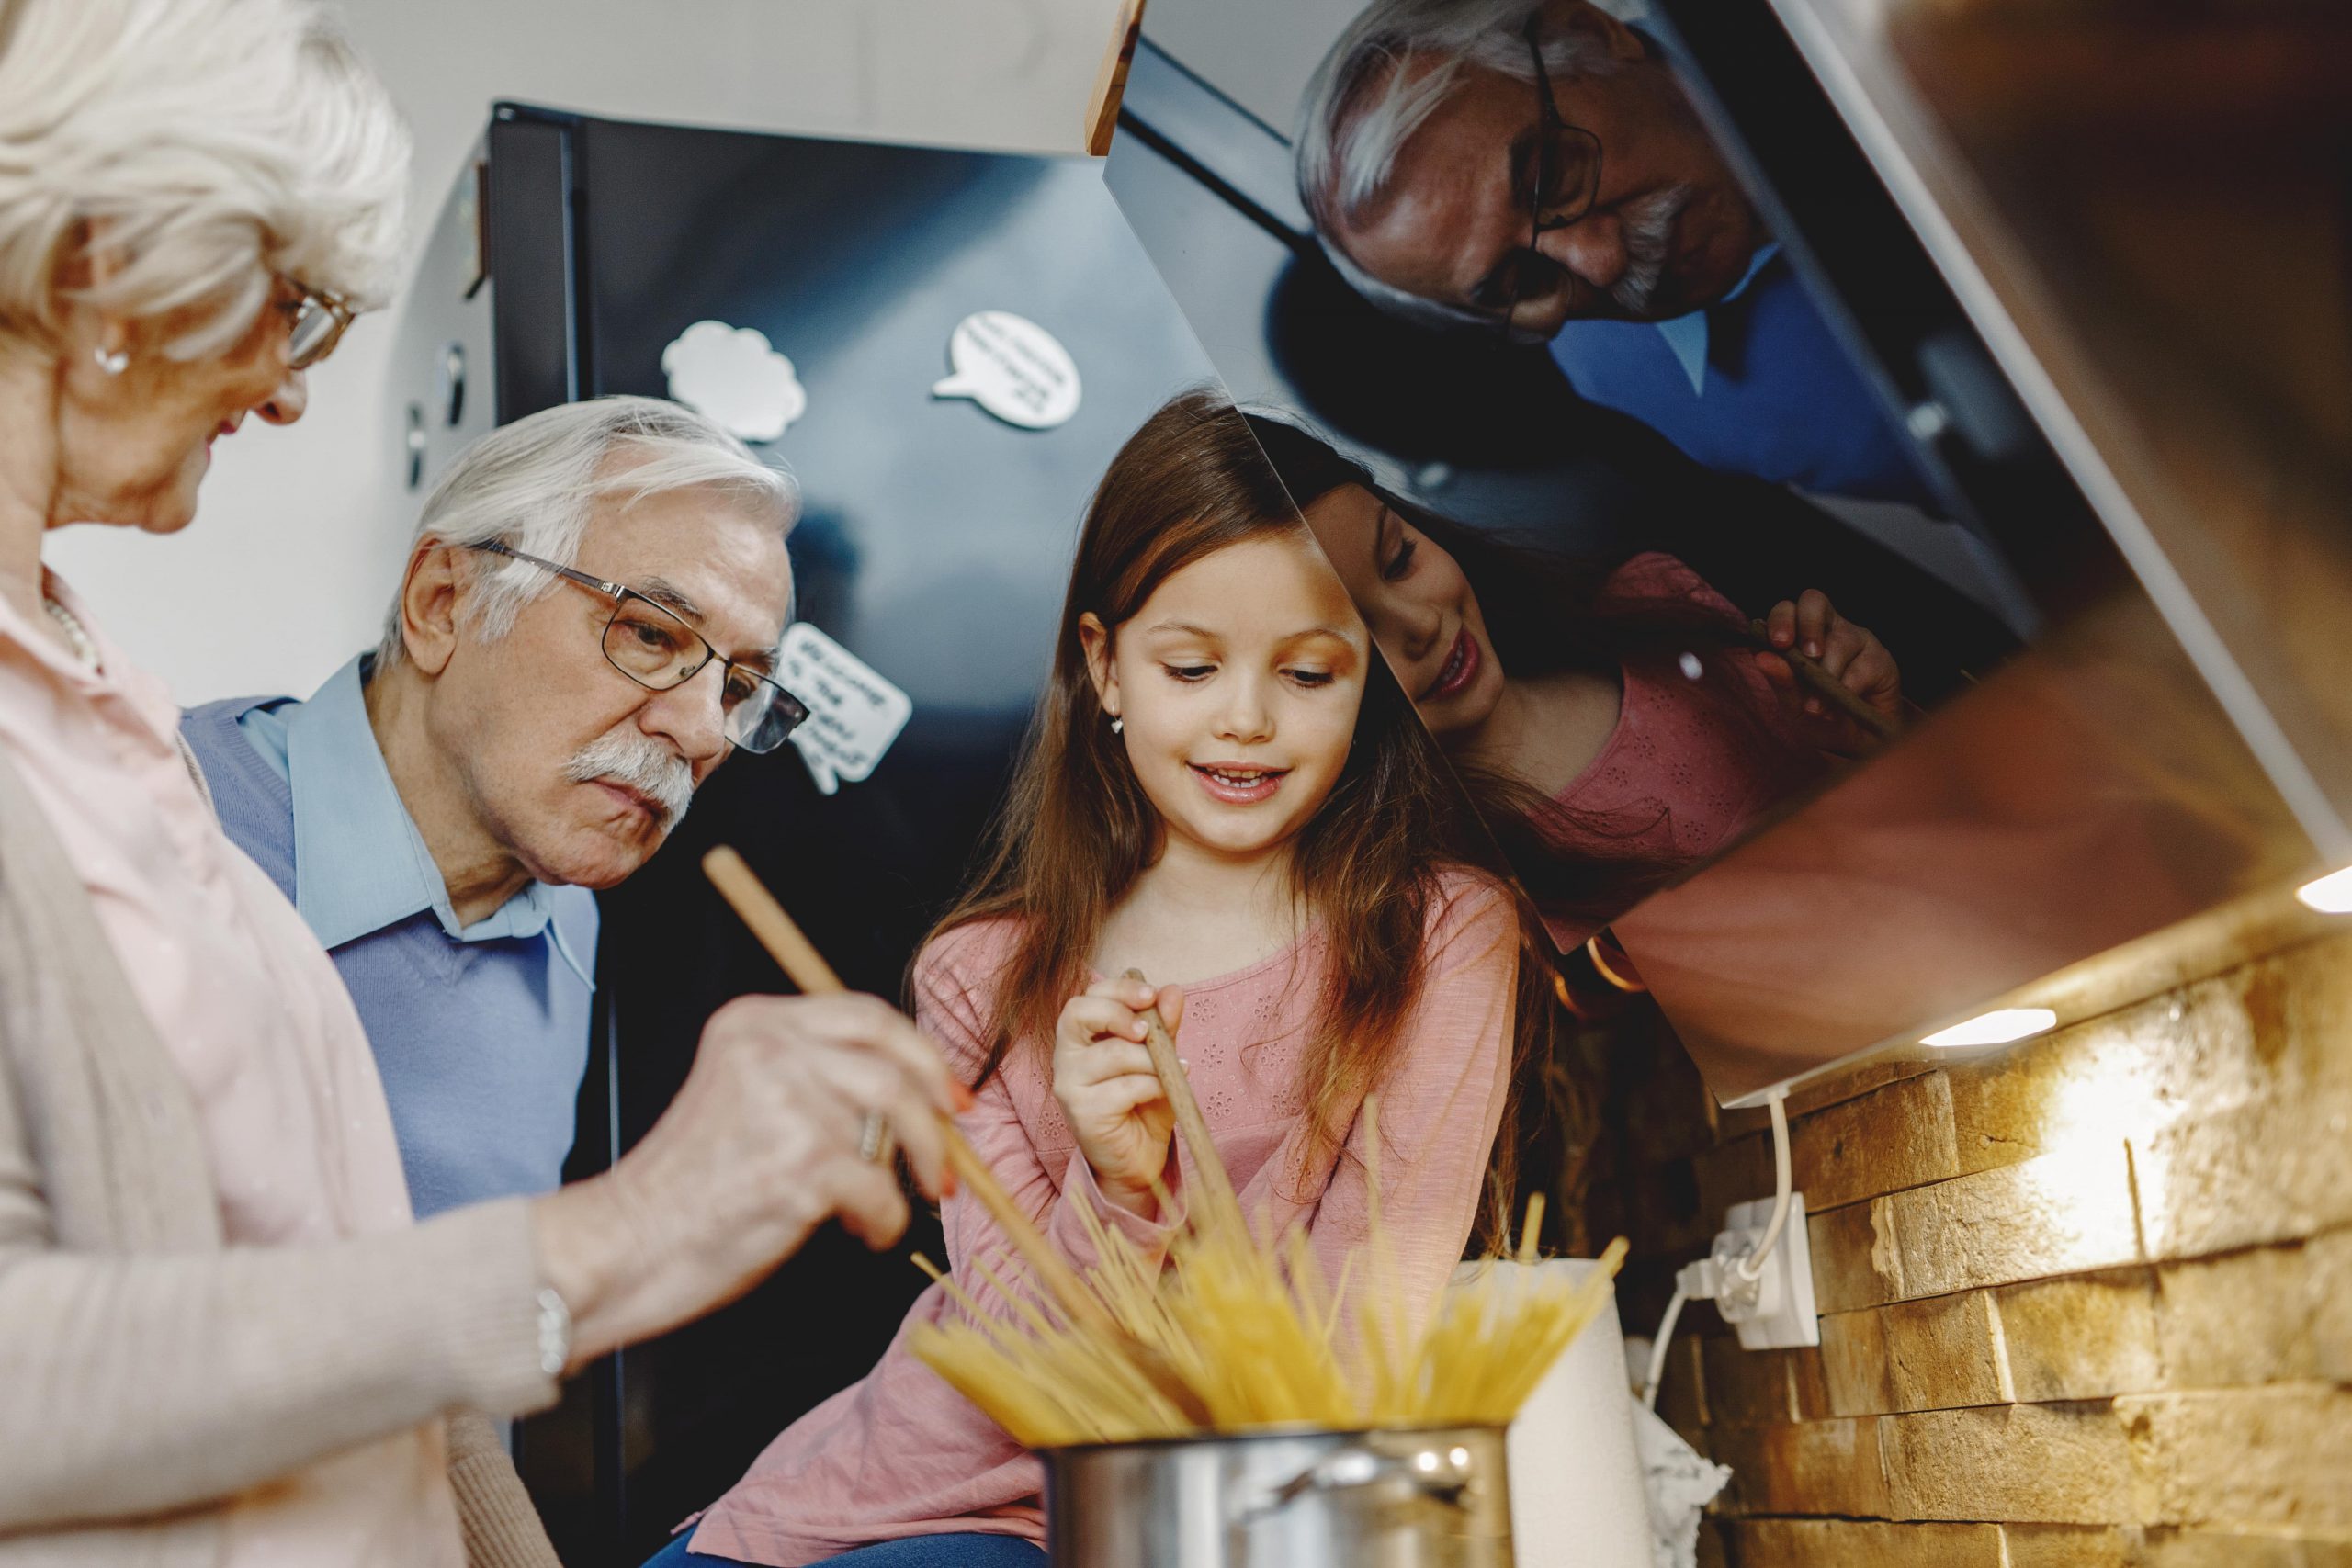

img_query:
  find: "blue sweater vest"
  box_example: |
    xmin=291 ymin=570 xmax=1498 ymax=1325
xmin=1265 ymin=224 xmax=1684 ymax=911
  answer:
xmin=181 ymin=698 xmax=596 ymax=1218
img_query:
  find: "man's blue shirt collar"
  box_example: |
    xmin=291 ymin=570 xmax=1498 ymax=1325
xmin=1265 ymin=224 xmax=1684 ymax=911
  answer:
xmin=270 ymin=654 xmax=594 ymax=986
xmin=1652 ymin=241 xmax=1781 ymax=396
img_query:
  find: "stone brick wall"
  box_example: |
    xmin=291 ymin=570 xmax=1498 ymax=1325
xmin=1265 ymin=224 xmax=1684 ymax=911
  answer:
xmin=1594 ymin=926 xmax=2352 ymax=1565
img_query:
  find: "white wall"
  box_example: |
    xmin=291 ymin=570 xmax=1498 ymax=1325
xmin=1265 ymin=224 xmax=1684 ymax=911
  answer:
xmin=48 ymin=0 xmax=1126 ymax=704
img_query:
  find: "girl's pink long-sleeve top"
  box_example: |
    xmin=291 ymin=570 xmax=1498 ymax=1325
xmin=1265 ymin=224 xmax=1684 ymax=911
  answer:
xmin=687 ymin=873 xmax=1519 ymax=1565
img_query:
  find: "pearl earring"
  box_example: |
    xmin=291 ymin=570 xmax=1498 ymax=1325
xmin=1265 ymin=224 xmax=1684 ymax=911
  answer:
xmin=95 ymin=346 xmax=129 ymax=376
xmin=1110 ymin=716 xmax=1123 ymax=735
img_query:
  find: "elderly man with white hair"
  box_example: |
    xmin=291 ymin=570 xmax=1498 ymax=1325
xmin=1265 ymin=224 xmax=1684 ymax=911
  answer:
xmin=1296 ymin=0 xmax=1931 ymax=507
xmin=0 ymin=3 xmax=964 ymax=1562
xmin=185 ymin=396 xmax=805 ymax=1220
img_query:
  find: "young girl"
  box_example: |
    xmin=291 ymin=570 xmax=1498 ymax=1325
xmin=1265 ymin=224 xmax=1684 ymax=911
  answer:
xmin=656 ymin=391 xmax=1544 ymax=1568
xmin=1242 ymin=413 xmax=1907 ymax=956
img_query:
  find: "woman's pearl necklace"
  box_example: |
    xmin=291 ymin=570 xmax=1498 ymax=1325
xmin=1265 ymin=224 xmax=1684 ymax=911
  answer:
xmin=41 ymin=593 xmax=101 ymax=672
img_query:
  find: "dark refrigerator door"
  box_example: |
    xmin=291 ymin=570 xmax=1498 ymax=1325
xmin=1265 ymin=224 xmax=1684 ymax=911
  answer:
xmin=483 ymin=107 xmax=1218 ymax=1561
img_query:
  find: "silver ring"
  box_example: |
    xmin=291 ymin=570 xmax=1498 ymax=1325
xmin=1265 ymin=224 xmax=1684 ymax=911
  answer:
xmin=857 ymin=1110 xmax=890 ymax=1164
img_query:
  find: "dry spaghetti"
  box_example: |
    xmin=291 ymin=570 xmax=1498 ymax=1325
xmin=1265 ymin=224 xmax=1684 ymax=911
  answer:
xmin=908 ymin=984 xmax=1627 ymax=1447
xmin=912 ymin=1186 xmax=1626 ymax=1446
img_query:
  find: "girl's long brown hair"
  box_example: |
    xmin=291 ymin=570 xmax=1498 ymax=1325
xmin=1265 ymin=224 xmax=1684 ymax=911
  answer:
xmin=922 ymin=388 xmax=1544 ymax=1247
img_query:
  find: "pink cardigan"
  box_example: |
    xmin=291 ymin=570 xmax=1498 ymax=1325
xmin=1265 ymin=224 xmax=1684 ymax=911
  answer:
xmin=0 ymin=573 xmax=464 ymax=1564
xmin=687 ymin=874 xmax=1520 ymax=1565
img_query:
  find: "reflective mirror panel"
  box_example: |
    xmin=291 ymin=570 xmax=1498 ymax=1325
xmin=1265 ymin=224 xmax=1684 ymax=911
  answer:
xmin=1102 ymin=0 xmax=2331 ymax=1100
xmin=1773 ymin=0 xmax=2352 ymax=840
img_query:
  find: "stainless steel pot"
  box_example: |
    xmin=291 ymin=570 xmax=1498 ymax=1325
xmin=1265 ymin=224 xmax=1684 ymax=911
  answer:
xmin=1043 ymin=1426 xmax=1514 ymax=1568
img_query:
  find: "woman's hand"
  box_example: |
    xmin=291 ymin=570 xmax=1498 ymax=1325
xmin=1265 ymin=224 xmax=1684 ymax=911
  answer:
xmin=530 ymin=993 xmax=969 ymax=1371
xmin=1051 ymin=976 xmax=1185 ymax=1218
xmin=1757 ymin=589 xmax=1904 ymax=750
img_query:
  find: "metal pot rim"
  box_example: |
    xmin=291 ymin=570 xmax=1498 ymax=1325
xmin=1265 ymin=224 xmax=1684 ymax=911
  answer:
xmin=1042 ymin=1422 xmax=1509 ymax=1457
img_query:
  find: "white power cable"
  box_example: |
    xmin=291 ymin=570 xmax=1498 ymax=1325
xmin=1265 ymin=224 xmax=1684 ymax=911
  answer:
xmin=1736 ymin=1089 xmax=1792 ymax=1283
xmin=1640 ymin=1285 xmax=1689 ymax=1411
xmin=1643 ymin=1087 xmax=1796 ymax=1408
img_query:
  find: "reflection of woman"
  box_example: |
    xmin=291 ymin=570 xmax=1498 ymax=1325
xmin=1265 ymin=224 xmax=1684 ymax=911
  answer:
xmin=0 ymin=4 xmax=958 ymax=1560
xmin=1246 ymin=416 xmax=1905 ymax=950
xmin=674 ymin=391 xmax=1547 ymax=1568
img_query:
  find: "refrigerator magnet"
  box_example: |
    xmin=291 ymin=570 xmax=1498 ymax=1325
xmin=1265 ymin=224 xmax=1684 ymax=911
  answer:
xmin=662 ymin=320 xmax=808 ymax=443
xmin=932 ymin=310 xmax=1081 ymax=430
xmin=778 ymin=623 xmax=913 ymax=796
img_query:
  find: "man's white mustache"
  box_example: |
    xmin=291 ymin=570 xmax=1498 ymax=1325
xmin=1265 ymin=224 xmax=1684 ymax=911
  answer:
xmin=1611 ymin=182 xmax=1692 ymax=318
xmin=563 ymin=732 xmax=695 ymax=828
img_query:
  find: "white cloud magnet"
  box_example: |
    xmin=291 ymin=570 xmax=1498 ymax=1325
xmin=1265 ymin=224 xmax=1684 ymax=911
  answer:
xmin=662 ymin=320 xmax=808 ymax=443
xmin=932 ymin=310 xmax=1081 ymax=430
xmin=779 ymin=623 xmax=912 ymax=796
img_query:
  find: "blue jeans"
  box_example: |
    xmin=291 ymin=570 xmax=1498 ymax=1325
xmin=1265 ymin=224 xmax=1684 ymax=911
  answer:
xmin=640 ymin=1530 xmax=1044 ymax=1567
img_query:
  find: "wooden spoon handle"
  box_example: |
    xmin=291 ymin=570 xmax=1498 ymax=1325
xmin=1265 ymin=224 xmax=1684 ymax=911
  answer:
xmin=704 ymin=848 xmax=1209 ymax=1425
xmin=705 ymin=846 xmax=895 ymax=1164
xmin=705 ymin=845 xmax=848 ymax=990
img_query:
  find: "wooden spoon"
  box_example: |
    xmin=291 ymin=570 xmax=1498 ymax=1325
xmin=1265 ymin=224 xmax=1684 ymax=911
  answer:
xmin=702 ymin=847 xmax=1213 ymax=1427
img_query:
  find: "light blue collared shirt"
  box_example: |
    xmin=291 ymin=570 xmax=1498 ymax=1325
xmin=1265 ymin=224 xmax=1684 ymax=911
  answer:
xmin=232 ymin=655 xmax=593 ymax=984
xmin=1651 ymin=242 xmax=1782 ymax=396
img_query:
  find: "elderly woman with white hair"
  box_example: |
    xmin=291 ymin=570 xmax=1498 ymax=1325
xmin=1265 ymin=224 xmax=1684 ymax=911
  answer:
xmin=0 ymin=2 xmax=963 ymax=1562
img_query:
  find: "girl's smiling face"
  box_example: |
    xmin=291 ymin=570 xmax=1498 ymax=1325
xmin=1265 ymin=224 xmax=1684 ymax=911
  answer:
xmin=1081 ymin=532 xmax=1369 ymax=867
xmin=1299 ymin=483 xmax=1507 ymax=743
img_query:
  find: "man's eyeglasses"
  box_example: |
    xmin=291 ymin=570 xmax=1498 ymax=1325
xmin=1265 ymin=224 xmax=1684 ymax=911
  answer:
xmin=281 ymin=276 xmax=356 ymax=369
xmin=469 ymin=541 xmax=811 ymax=755
xmin=1490 ymin=16 xmax=1606 ymax=339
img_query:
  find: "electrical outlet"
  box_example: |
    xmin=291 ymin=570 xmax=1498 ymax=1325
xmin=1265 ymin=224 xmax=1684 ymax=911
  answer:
xmin=1712 ymin=1192 xmax=1820 ymax=1349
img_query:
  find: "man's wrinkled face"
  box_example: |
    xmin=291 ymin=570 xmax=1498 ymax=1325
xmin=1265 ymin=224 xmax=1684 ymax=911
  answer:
xmin=1330 ymin=6 xmax=1764 ymax=334
xmin=434 ymin=486 xmax=795 ymax=890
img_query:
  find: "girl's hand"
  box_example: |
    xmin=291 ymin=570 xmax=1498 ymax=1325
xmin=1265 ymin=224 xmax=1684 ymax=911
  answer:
xmin=1051 ymin=976 xmax=1187 ymax=1217
xmin=1757 ymin=589 xmax=1904 ymax=750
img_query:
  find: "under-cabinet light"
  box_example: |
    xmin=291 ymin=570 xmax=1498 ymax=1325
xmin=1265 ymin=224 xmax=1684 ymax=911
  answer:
xmin=2296 ymin=866 xmax=2352 ymax=915
xmin=1921 ymin=1007 xmax=2058 ymax=1049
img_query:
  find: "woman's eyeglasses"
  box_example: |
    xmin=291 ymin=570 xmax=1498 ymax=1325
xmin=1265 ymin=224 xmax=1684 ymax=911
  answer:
xmin=280 ymin=277 xmax=356 ymax=369
xmin=469 ymin=541 xmax=813 ymax=755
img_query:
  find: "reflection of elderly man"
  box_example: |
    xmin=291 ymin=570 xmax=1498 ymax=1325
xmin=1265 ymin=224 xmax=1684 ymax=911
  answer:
xmin=1299 ymin=0 xmax=1928 ymax=505
xmin=184 ymin=396 xmax=802 ymax=1217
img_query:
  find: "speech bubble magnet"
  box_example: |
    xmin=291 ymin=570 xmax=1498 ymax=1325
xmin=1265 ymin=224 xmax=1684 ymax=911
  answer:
xmin=931 ymin=310 xmax=1081 ymax=431
xmin=778 ymin=623 xmax=913 ymax=796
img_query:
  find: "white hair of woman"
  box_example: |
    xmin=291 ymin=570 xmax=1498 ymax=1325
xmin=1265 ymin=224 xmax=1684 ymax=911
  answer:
xmin=1295 ymin=0 xmax=1634 ymax=332
xmin=379 ymin=395 xmax=803 ymax=668
xmin=0 ymin=0 xmax=409 ymax=360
